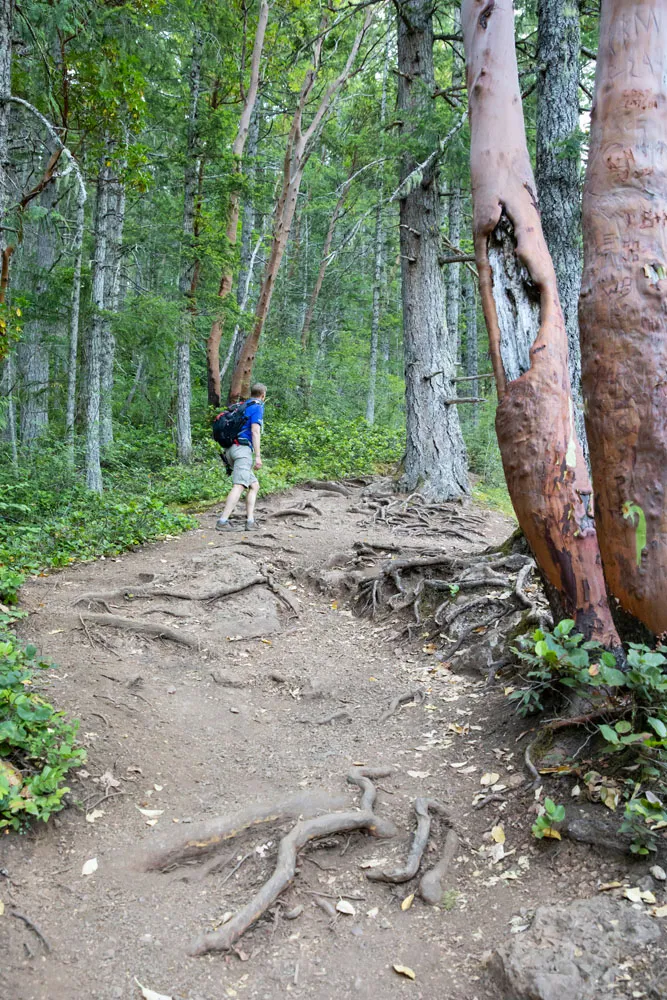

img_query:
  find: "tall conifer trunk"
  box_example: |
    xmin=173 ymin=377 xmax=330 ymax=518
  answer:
xmin=396 ymin=0 xmax=468 ymax=500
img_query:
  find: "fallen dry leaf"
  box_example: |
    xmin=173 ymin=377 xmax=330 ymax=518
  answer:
xmin=359 ymin=858 xmax=389 ymax=869
xmin=86 ymin=808 xmax=105 ymax=824
xmin=366 ymin=907 xmax=379 ymax=918
xmin=136 ymin=807 xmax=164 ymax=819
xmin=336 ymin=899 xmax=356 ymax=916
xmin=407 ymin=770 xmax=430 ymax=779
xmin=491 ymin=825 xmax=505 ymax=844
xmin=134 ymin=978 xmax=172 ymax=1000
xmin=598 ymin=881 xmax=623 ymax=892
xmin=652 ymin=904 xmax=667 ymax=918
xmin=393 ymin=964 xmax=416 ymax=980
xmin=623 ymin=886 xmax=643 ymax=903
xmin=540 ymin=827 xmax=561 ymax=840
xmin=81 ymin=857 xmax=98 ymax=876
xmin=401 ymin=893 xmax=415 ymax=911
xmin=0 ymin=900 xmax=4 ymax=916
xmin=480 ymin=772 xmax=500 ymax=787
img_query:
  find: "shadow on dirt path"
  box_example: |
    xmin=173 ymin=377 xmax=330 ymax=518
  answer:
xmin=1 ymin=482 xmax=661 ymax=1000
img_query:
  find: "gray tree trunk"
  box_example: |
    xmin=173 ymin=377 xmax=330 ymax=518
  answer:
xmin=445 ymin=182 xmax=462 ymax=358
xmin=397 ymin=0 xmax=468 ymax=499
xmin=1 ymin=354 xmax=18 ymax=465
xmin=176 ymin=29 xmax=203 ymax=464
xmin=65 ymin=171 xmax=86 ymax=457
xmin=463 ymin=272 xmax=478 ymax=426
xmin=366 ymin=33 xmax=390 ymax=426
xmin=0 ymin=0 xmax=13 ymax=306
xmin=100 ymin=159 xmax=126 ymax=448
xmin=536 ymin=0 xmax=586 ymax=452
xmin=85 ymin=157 xmax=109 ymax=493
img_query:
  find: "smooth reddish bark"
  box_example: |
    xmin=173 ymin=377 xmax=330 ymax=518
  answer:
xmin=580 ymin=0 xmax=667 ymax=636
xmin=462 ymin=0 xmax=619 ymax=646
xmin=206 ymin=0 xmax=269 ymax=408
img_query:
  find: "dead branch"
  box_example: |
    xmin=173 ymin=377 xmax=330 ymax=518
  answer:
xmin=366 ymin=798 xmax=448 ymax=883
xmin=188 ymin=768 xmax=396 ymax=955
xmin=79 ymin=614 xmax=200 ymax=648
xmin=418 ymin=829 xmax=459 ymax=905
xmin=9 ymin=910 xmax=51 ymax=952
xmin=378 ymin=687 xmax=426 ymax=723
xmin=140 ymin=790 xmax=349 ymax=872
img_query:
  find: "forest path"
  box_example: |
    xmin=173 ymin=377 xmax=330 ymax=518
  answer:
xmin=1 ymin=481 xmax=631 ymax=1000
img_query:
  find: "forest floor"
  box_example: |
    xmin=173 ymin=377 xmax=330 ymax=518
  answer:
xmin=1 ymin=480 xmax=665 ymax=1000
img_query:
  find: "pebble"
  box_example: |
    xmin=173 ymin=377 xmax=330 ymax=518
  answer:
xmin=229 ymin=706 xmax=240 ymax=714
xmin=650 ymin=864 xmax=666 ymax=881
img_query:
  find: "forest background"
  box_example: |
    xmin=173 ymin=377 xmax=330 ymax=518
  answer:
xmin=0 ymin=0 xmax=595 ymax=606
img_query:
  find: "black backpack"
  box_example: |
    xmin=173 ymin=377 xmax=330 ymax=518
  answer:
xmin=212 ymin=400 xmax=249 ymax=449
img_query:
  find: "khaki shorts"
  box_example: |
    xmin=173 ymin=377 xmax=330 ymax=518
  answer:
xmin=226 ymin=443 xmax=257 ymax=487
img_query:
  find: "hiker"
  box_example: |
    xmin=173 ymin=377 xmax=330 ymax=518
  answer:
xmin=215 ymin=383 xmax=267 ymax=532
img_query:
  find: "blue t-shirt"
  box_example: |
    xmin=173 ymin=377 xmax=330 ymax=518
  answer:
xmin=238 ymin=399 xmax=264 ymax=449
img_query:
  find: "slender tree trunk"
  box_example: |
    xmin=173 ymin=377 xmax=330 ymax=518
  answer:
xmin=536 ymin=0 xmax=586 ymax=454
xmin=463 ymin=272 xmax=478 ymax=426
xmin=0 ymin=0 xmax=14 ymax=356
xmin=119 ymin=353 xmax=144 ymax=419
xmin=462 ymin=0 xmax=618 ymax=646
xmin=100 ymin=159 xmax=126 ymax=448
xmin=230 ymin=10 xmax=372 ymax=401
xmin=220 ymin=218 xmax=267 ymax=387
xmin=1 ymin=355 xmax=17 ymax=465
xmin=176 ymin=29 xmax=204 ymax=465
xmin=300 ymin=175 xmax=352 ymax=349
xmin=397 ymin=0 xmax=468 ymax=500
xmin=445 ymin=183 xmax=462 ymax=356
xmin=206 ymin=0 xmax=269 ymax=408
xmin=579 ymin=0 xmax=667 ymax=636
xmin=65 ymin=173 xmax=86 ymax=458
xmin=366 ymin=36 xmax=390 ymax=426
xmin=18 ymin=169 xmax=57 ymax=443
xmin=85 ymin=157 xmax=109 ymax=493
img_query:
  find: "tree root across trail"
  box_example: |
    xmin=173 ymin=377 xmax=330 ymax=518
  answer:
xmin=141 ymin=768 xmax=458 ymax=955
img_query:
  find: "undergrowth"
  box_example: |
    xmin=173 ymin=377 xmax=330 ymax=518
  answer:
xmin=511 ymin=621 xmax=667 ymax=855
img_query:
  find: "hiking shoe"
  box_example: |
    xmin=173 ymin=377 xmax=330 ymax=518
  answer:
xmin=216 ymin=518 xmax=235 ymax=531
xmin=245 ymin=520 xmax=259 ymax=531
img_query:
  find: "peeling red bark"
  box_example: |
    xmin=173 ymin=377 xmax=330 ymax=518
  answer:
xmin=462 ymin=0 xmax=620 ymax=646
xmin=579 ymin=0 xmax=667 ymax=636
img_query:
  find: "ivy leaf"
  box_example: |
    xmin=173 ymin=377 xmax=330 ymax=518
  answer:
xmin=599 ymin=724 xmax=619 ymax=745
xmin=648 ymin=718 xmax=667 ymax=739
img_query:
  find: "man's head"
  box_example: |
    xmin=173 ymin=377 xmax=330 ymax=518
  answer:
xmin=250 ymin=383 xmax=267 ymax=402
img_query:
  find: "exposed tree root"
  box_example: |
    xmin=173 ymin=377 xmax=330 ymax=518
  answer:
xmin=260 ymin=566 xmax=300 ymax=616
xmin=74 ymin=575 xmax=266 ymax=608
xmin=267 ymin=504 xmax=321 ymax=520
xmin=304 ymin=480 xmax=351 ymax=497
xmin=524 ymin=740 xmax=543 ymax=789
xmin=378 ymin=687 xmax=426 ymax=723
xmin=298 ymin=709 xmax=353 ymax=726
xmin=366 ymin=798 xmax=448 ymax=883
xmin=79 ymin=614 xmax=200 ymax=648
xmin=419 ymin=828 xmax=459 ymax=905
xmin=188 ymin=768 xmax=396 ymax=955
xmin=140 ymin=790 xmax=349 ymax=872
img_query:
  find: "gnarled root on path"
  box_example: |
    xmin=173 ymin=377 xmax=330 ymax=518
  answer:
xmin=73 ymin=574 xmax=266 ymax=609
xmin=188 ymin=768 xmax=396 ymax=956
xmin=140 ymin=790 xmax=349 ymax=872
xmin=378 ymin=687 xmax=426 ymax=723
xmin=419 ymin=828 xmax=459 ymax=905
xmin=78 ymin=614 xmax=200 ymax=648
xmin=367 ymin=798 xmax=448 ymax=884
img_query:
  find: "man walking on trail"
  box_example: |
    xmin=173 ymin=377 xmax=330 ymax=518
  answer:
xmin=216 ymin=383 xmax=266 ymax=532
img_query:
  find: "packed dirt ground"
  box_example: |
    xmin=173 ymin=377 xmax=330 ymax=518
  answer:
xmin=1 ymin=480 xmax=665 ymax=1000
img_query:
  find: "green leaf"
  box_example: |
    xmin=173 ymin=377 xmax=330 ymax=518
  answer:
xmin=647 ymin=717 xmax=667 ymax=739
xmin=600 ymin=724 xmax=620 ymax=745
xmin=615 ymin=720 xmax=633 ymax=734
xmin=600 ymin=666 xmax=627 ymax=687
xmin=622 ymin=501 xmax=647 ymax=567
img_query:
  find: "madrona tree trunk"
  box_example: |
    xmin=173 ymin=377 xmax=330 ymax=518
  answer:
xmin=397 ymin=0 xmax=468 ymax=499
xmin=85 ymin=157 xmax=109 ymax=492
xmin=462 ymin=0 xmax=619 ymax=646
xmin=536 ymin=0 xmax=586 ymax=453
xmin=579 ymin=0 xmax=667 ymax=636
xmin=176 ymin=29 xmax=204 ymax=465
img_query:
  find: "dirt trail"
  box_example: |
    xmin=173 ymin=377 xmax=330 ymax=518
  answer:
xmin=0 ymin=482 xmax=647 ymax=1000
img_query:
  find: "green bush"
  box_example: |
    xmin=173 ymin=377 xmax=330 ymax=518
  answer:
xmin=0 ymin=633 xmax=86 ymax=830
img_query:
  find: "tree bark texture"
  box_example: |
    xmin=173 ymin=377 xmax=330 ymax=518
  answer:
xmin=462 ymin=0 xmax=619 ymax=646
xmin=176 ymin=29 xmax=204 ymax=465
xmin=579 ymin=0 xmax=667 ymax=635
xmin=1 ymin=354 xmax=17 ymax=464
xmin=0 ymin=0 xmax=14 ymax=352
xmin=100 ymin=159 xmax=126 ymax=448
xmin=444 ymin=12 xmax=464 ymax=362
xmin=397 ymin=0 xmax=468 ymax=500
xmin=463 ymin=271 xmax=478 ymax=425
xmin=18 ymin=168 xmax=57 ymax=443
xmin=536 ymin=0 xmax=586 ymax=454
xmin=65 ymin=167 xmax=87 ymax=455
xmin=230 ymin=11 xmax=372 ymax=402
xmin=85 ymin=159 xmax=108 ymax=493
xmin=206 ymin=0 xmax=269 ymax=408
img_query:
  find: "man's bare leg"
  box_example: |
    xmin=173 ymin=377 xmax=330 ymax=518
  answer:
xmin=246 ymin=481 xmax=260 ymax=525
xmin=217 ymin=483 xmax=244 ymax=528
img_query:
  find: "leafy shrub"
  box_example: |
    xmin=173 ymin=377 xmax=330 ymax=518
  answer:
xmin=532 ymin=797 xmax=566 ymax=840
xmin=0 ymin=634 xmax=86 ymax=830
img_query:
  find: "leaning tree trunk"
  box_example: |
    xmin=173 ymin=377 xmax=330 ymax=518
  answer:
xmin=85 ymin=157 xmax=109 ymax=493
xmin=397 ymin=0 xmax=468 ymax=500
xmin=579 ymin=0 xmax=667 ymax=636
xmin=176 ymin=29 xmax=204 ymax=465
xmin=536 ymin=0 xmax=586 ymax=455
xmin=206 ymin=0 xmax=269 ymax=408
xmin=462 ymin=0 xmax=619 ymax=646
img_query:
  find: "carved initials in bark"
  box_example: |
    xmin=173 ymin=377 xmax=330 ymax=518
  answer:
xmin=462 ymin=0 xmax=619 ymax=646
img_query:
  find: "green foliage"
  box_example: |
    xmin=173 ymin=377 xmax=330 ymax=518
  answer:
xmin=532 ymin=797 xmax=566 ymax=840
xmin=0 ymin=633 xmax=86 ymax=831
